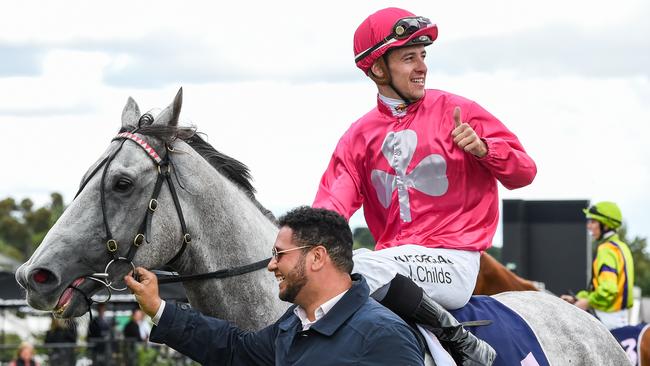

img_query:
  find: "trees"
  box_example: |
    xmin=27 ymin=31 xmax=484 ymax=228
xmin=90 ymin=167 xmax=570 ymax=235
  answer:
xmin=617 ymin=226 xmax=650 ymax=296
xmin=352 ymin=227 xmax=375 ymax=250
xmin=0 ymin=193 xmax=65 ymax=261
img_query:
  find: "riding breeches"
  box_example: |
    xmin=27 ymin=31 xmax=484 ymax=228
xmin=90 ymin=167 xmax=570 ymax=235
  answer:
xmin=595 ymin=309 xmax=630 ymax=330
xmin=352 ymin=245 xmax=480 ymax=310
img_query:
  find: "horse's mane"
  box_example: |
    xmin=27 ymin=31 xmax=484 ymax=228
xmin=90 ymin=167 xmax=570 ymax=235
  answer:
xmin=122 ymin=124 xmax=277 ymax=223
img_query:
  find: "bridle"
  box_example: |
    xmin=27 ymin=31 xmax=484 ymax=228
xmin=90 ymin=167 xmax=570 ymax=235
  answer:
xmin=71 ymin=119 xmax=268 ymax=306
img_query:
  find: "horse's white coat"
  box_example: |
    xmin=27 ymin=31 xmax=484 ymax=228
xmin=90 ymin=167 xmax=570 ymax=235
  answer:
xmin=494 ymin=291 xmax=630 ymax=365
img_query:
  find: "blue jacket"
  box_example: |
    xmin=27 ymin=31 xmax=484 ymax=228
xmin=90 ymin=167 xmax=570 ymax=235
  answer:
xmin=150 ymin=274 xmax=424 ymax=365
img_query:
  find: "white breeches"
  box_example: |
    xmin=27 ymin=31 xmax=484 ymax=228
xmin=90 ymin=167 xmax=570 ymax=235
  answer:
xmin=352 ymin=245 xmax=480 ymax=310
xmin=595 ymin=309 xmax=629 ymax=330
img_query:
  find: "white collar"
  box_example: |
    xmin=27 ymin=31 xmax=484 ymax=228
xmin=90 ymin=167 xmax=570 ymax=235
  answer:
xmin=378 ymin=93 xmax=408 ymax=117
xmin=293 ymin=290 xmax=348 ymax=331
xmin=602 ymin=231 xmax=616 ymax=240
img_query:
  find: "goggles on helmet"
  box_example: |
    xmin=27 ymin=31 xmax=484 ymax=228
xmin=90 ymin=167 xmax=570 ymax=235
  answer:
xmin=587 ymin=205 xmax=622 ymax=226
xmin=354 ymin=16 xmax=433 ymax=63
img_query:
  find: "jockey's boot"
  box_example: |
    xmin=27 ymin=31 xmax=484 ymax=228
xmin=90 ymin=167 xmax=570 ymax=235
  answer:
xmin=379 ymin=274 xmax=496 ymax=366
xmin=413 ymin=293 xmax=496 ymax=366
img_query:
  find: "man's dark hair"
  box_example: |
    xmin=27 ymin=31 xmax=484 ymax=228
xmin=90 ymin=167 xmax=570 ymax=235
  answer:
xmin=278 ymin=206 xmax=354 ymax=274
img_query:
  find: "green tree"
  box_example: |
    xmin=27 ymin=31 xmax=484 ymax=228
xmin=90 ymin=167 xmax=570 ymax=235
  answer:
xmin=618 ymin=226 xmax=650 ymax=296
xmin=352 ymin=227 xmax=375 ymax=250
xmin=0 ymin=215 xmax=31 ymax=254
xmin=486 ymin=245 xmax=502 ymax=262
xmin=0 ymin=197 xmax=17 ymax=216
xmin=50 ymin=193 xmax=64 ymax=225
xmin=0 ymin=193 xmax=66 ymax=261
xmin=19 ymin=198 xmax=33 ymax=213
xmin=0 ymin=238 xmax=24 ymax=261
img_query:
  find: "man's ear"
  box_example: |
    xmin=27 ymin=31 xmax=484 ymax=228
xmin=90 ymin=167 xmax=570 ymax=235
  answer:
xmin=369 ymin=58 xmax=391 ymax=85
xmin=310 ymin=246 xmax=327 ymax=271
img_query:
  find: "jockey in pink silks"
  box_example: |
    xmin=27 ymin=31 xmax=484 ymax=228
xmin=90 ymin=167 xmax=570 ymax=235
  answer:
xmin=313 ymin=7 xmax=537 ymax=365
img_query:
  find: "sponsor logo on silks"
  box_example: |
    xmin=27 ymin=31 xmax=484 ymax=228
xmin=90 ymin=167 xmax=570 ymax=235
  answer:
xmin=394 ymin=254 xmax=455 ymax=264
xmin=371 ymin=130 xmax=448 ymax=222
xmin=408 ymin=265 xmax=452 ymax=284
xmin=395 ymin=103 xmax=408 ymax=113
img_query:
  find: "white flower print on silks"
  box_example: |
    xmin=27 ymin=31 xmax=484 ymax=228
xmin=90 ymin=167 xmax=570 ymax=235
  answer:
xmin=370 ymin=130 xmax=448 ymax=222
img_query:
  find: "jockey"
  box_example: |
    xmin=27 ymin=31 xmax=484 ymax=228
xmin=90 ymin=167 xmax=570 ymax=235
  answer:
xmin=313 ymin=7 xmax=537 ymax=365
xmin=562 ymin=201 xmax=635 ymax=330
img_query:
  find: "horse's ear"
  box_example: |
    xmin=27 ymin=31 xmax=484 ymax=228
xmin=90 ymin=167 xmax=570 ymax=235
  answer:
xmin=121 ymin=97 xmax=141 ymax=129
xmin=153 ymin=87 xmax=183 ymax=127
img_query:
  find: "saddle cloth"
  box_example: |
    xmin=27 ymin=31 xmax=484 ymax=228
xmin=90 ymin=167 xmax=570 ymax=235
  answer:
xmin=441 ymin=295 xmax=551 ymax=366
xmin=610 ymin=323 xmax=649 ymax=365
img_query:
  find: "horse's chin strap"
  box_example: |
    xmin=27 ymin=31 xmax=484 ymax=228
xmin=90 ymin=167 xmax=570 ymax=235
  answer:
xmin=69 ymin=284 xmax=104 ymax=324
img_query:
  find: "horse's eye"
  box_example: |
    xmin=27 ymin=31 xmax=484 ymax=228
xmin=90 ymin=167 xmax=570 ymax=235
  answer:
xmin=114 ymin=177 xmax=133 ymax=192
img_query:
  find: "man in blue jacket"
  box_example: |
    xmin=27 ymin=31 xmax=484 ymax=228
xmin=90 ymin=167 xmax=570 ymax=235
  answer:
xmin=125 ymin=206 xmax=424 ymax=365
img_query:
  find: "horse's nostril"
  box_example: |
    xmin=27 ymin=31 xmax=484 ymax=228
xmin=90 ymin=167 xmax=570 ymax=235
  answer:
xmin=32 ymin=269 xmax=52 ymax=284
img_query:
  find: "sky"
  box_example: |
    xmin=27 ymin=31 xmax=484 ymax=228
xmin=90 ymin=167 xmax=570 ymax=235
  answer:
xmin=0 ymin=0 xmax=648 ymax=246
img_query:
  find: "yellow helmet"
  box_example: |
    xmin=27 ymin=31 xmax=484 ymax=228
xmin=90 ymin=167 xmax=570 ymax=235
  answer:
xmin=583 ymin=201 xmax=622 ymax=229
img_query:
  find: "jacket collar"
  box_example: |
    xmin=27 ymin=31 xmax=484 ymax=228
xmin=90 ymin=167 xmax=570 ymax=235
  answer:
xmin=597 ymin=231 xmax=618 ymax=244
xmin=278 ymin=274 xmax=369 ymax=336
xmin=308 ymin=273 xmax=368 ymax=336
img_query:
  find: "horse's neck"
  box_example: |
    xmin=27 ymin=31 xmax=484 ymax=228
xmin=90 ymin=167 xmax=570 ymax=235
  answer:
xmin=170 ymin=149 xmax=285 ymax=329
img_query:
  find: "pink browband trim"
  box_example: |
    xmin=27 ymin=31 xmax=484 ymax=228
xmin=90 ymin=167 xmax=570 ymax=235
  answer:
xmin=115 ymin=132 xmax=162 ymax=164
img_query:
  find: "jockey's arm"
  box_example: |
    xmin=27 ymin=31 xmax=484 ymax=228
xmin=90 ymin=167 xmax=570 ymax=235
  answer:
xmin=576 ymin=250 xmax=620 ymax=311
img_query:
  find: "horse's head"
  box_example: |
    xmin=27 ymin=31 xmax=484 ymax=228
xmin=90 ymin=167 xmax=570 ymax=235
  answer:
xmin=16 ymin=88 xmax=194 ymax=318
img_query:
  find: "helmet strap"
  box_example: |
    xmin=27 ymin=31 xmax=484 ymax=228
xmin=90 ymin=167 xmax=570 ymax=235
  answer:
xmin=383 ymin=53 xmax=412 ymax=106
xmin=596 ymin=222 xmax=605 ymax=241
xmin=596 ymin=223 xmax=617 ymax=241
xmin=369 ymin=54 xmax=413 ymax=107
xmin=368 ymin=58 xmax=391 ymax=86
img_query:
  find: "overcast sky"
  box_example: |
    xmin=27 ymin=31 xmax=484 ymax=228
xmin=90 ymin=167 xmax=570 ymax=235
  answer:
xmin=1 ymin=0 xmax=648 ymax=245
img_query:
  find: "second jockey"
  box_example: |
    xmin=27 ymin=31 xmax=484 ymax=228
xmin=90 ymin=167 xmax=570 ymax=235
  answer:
xmin=561 ymin=201 xmax=635 ymax=330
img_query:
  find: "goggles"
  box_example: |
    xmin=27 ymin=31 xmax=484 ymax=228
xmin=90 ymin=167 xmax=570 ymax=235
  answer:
xmin=355 ymin=16 xmax=433 ymax=63
xmin=587 ymin=206 xmax=622 ymax=225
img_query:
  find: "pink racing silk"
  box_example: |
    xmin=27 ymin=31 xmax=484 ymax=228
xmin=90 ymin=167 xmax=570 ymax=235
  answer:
xmin=313 ymin=89 xmax=537 ymax=252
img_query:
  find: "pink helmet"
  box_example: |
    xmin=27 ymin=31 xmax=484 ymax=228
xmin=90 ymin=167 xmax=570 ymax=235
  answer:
xmin=354 ymin=7 xmax=438 ymax=75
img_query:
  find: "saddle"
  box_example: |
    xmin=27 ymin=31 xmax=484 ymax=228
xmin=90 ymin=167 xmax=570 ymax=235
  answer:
xmin=412 ymin=296 xmax=550 ymax=366
xmin=610 ymin=323 xmax=649 ymax=365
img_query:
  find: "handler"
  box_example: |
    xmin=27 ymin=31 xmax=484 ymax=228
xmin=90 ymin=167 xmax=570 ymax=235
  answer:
xmin=126 ymin=207 xmax=424 ymax=365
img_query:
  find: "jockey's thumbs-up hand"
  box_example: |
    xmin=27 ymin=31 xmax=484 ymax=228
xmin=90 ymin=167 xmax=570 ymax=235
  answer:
xmin=125 ymin=267 xmax=161 ymax=318
xmin=451 ymin=106 xmax=488 ymax=158
xmin=453 ymin=106 xmax=462 ymax=128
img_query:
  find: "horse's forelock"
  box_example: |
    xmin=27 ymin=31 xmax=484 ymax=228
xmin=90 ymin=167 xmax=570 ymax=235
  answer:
xmin=120 ymin=124 xmax=196 ymax=144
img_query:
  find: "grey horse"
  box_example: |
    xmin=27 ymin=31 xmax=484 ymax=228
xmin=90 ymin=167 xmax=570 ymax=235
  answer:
xmin=16 ymin=90 xmax=629 ymax=365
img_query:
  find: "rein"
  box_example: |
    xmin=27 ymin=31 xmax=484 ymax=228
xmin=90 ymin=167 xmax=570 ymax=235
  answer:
xmin=72 ymin=122 xmax=270 ymax=306
xmin=154 ymin=258 xmax=270 ymax=284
